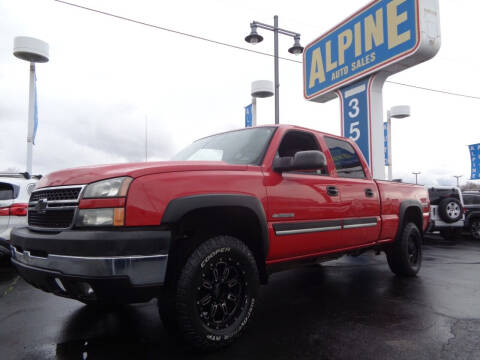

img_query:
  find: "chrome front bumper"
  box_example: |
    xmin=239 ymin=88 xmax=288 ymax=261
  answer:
xmin=11 ymin=246 xmax=168 ymax=286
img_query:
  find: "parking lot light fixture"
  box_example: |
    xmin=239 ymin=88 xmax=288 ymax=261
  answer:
xmin=288 ymin=36 xmax=304 ymax=55
xmin=453 ymin=175 xmax=462 ymax=187
xmin=412 ymin=171 xmax=421 ymax=185
xmin=245 ymin=25 xmax=263 ymax=44
xmin=13 ymin=36 xmax=49 ymax=175
xmin=250 ymin=80 xmax=274 ymax=126
xmin=245 ymin=16 xmax=303 ymax=125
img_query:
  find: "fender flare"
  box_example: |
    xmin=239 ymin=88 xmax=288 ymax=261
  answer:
xmin=395 ymin=200 xmax=423 ymax=240
xmin=161 ymin=194 xmax=269 ymax=259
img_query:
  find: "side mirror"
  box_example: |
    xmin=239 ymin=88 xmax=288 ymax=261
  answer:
xmin=273 ymin=150 xmax=327 ymax=173
xmin=291 ymin=150 xmax=327 ymax=171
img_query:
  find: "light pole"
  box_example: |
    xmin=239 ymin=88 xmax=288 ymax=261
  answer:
xmin=251 ymin=80 xmax=274 ymax=126
xmin=245 ymin=16 xmax=304 ymax=124
xmin=412 ymin=171 xmax=421 ymax=185
xmin=386 ymin=105 xmax=411 ymax=180
xmin=13 ymin=36 xmax=49 ymax=175
xmin=453 ymin=175 xmax=462 ymax=187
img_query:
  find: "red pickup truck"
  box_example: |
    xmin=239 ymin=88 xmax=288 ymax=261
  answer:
xmin=11 ymin=125 xmax=429 ymax=350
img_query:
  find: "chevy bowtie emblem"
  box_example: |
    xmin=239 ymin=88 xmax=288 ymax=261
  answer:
xmin=35 ymin=198 xmax=48 ymax=214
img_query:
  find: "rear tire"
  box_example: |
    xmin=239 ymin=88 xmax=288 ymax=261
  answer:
xmin=386 ymin=222 xmax=422 ymax=277
xmin=470 ymin=218 xmax=480 ymax=240
xmin=438 ymin=198 xmax=463 ymax=223
xmin=158 ymin=235 xmax=259 ymax=351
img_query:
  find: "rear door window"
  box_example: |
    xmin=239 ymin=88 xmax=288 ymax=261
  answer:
xmin=0 ymin=183 xmax=15 ymax=200
xmin=324 ymin=137 xmax=366 ymax=179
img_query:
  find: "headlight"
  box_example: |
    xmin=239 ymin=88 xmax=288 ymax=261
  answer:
xmin=83 ymin=177 xmax=132 ymax=198
xmin=76 ymin=208 xmax=125 ymax=227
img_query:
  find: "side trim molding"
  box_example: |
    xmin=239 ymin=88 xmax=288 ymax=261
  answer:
xmin=273 ymin=218 xmax=378 ymax=236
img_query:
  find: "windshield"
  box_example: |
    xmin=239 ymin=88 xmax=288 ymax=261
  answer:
xmin=172 ymin=127 xmax=276 ymax=165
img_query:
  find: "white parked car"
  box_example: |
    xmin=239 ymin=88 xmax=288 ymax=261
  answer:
xmin=0 ymin=173 xmax=39 ymax=260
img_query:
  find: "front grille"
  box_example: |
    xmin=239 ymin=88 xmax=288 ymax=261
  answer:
xmin=30 ymin=187 xmax=82 ymax=202
xmin=28 ymin=209 xmax=75 ymax=228
xmin=28 ymin=186 xmax=83 ymax=229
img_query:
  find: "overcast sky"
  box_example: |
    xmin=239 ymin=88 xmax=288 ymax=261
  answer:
xmin=1 ymin=0 xmax=479 ymax=186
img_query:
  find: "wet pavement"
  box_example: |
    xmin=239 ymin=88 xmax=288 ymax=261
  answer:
xmin=1 ymin=234 xmax=480 ymax=360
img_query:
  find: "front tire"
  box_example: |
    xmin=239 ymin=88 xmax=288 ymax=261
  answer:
xmin=386 ymin=222 xmax=422 ymax=277
xmin=159 ymin=235 xmax=259 ymax=351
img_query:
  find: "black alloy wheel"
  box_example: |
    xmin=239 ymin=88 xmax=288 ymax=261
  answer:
xmin=196 ymin=256 xmax=246 ymax=331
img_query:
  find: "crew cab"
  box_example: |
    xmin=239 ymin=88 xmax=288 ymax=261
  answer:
xmin=10 ymin=125 xmax=429 ymax=350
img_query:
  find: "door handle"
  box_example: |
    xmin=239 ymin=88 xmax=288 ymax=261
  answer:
xmin=365 ymin=188 xmax=374 ymax=198
xmin=327 ymin=186 xmax=339 ymax=197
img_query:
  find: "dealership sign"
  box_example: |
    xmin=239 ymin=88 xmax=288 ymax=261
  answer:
xmin=303 ymin=0 xmax=440 ymax=179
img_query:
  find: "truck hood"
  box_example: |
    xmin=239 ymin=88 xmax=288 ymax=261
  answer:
xmin=36 ymin=161 xmax=249 ymax=188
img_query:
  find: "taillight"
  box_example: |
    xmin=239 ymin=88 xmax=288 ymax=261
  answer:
xmin=10 ymin=203 xmax=28 ymax=216
xmin=0 ymin=207 xmax=9 ymax=216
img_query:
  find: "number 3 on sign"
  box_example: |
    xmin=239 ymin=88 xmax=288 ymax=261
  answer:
xmin=348 ymin=98 xmax=360 ymax=118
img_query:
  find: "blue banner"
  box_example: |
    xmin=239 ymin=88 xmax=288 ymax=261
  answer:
xmin=339 ymin=77 xmax=370 ymax=167
xmin=469 ymin=143 xmax=480 ymax=180
xmin=304 ymin=0 xmax=419 ymax=100
xmin=384 ymin=122 xmax=389 ymax=166
xmin=245 ymin=104 xmax=252 ymax=128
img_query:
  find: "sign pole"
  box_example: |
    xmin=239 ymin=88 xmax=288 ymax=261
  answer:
xmin=387 ymin=111 xmax=393 ymax=180
xmin=252 ymin=97 xmax=257 ymax=126
xmin=26 ymin=63 xmax=36 ymax=175
xmin=274 ymin=15 xmax=279 ymax=125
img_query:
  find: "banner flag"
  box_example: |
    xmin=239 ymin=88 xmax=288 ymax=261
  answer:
xmin=245 ymin=104 xmax=252 ymax=128
xmin=469 ymin=143 xmax=480 ymax=180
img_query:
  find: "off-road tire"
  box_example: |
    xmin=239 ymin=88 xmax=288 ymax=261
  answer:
xmin=158 ymin=235 xmax=259 ymax=351
xmin=386 ymin=222 xmax=422 ymax=277
xmin=470 ymin=218 xmax=480 ymax=240
xmin=438 ymin=197 xmax=463 ymax=223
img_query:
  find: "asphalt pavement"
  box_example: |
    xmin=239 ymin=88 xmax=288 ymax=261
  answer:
xmin=1 ymin=234 xmax=480 ymax=360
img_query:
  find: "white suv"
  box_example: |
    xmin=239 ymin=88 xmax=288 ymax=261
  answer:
xmin=427 ymin=186 xmax=465 ymax=240
xmin=0 ymin=173 xmax=39 ymax=259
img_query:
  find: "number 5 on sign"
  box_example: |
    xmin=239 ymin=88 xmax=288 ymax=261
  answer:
xmin=338 ymin=77 xmax=371 ymax=167
xmin=349 ymin=121 xmax=360 ymax=141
